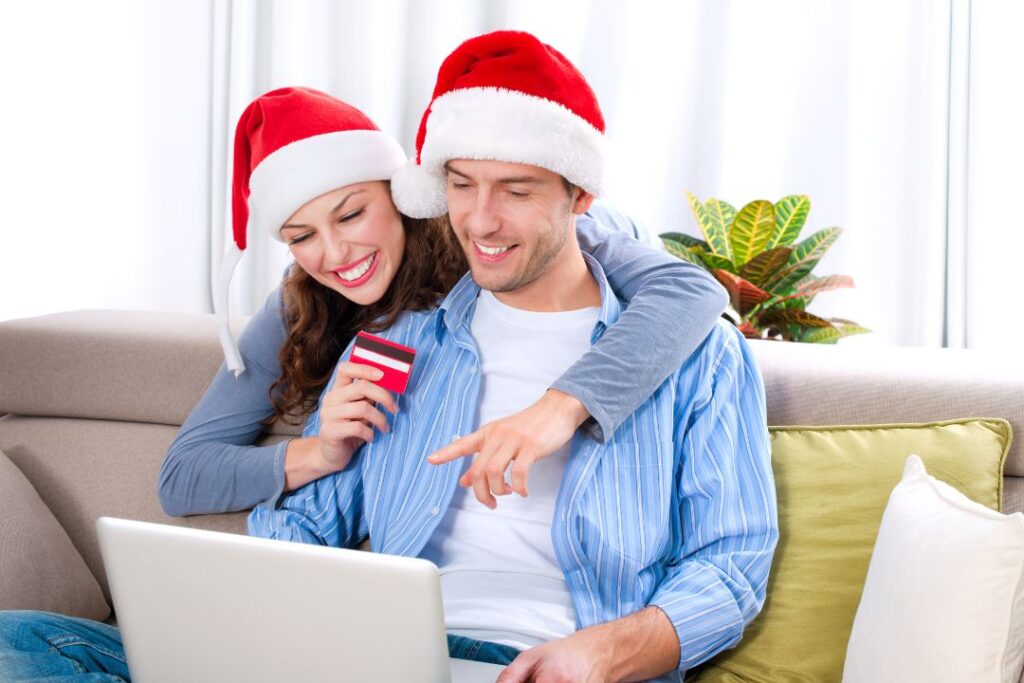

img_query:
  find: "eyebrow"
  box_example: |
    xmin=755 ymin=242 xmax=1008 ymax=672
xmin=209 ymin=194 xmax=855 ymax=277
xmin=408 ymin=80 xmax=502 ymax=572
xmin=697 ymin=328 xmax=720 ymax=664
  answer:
xmin=280 ymin=189 xmax=367 ymax=231
xmin=444 ymin=161 xmax=543 ymax=185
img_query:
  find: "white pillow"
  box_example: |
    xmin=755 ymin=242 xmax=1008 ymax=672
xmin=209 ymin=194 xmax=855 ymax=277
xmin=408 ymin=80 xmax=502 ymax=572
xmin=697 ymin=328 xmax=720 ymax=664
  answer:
xmin=843 ymin=454 xmax=1024 ymax=683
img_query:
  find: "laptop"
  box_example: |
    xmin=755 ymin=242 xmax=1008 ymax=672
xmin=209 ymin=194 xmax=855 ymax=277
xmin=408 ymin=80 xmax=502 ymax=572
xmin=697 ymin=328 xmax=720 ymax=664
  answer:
xmin=96 ymin=517 xmax=507 ymax=683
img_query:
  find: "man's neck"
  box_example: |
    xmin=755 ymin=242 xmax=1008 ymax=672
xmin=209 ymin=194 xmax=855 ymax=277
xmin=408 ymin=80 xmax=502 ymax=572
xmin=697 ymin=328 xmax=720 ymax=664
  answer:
xmin=492 ymin=236 xmax=601 ymax=313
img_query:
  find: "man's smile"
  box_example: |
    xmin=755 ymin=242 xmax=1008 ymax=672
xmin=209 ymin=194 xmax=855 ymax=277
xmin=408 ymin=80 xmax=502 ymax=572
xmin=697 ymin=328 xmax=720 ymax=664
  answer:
xmin=472 ymin=241 xmax=518 ymax=263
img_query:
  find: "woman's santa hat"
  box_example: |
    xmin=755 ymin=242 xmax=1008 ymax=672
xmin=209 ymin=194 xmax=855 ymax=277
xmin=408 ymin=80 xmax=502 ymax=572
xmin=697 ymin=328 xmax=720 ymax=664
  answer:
xmin=391 ymin=30 xmax=606 ymax=219
xmin=219 ymin=87 xmax=406 ymax=376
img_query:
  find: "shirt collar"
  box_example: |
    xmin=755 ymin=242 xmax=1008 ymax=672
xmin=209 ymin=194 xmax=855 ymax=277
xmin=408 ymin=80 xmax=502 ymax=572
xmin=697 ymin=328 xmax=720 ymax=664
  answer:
xmin=434 ymin=272 xmax=480 ymax=343
xmin=433 ymin=250 xmax=622 ymax=343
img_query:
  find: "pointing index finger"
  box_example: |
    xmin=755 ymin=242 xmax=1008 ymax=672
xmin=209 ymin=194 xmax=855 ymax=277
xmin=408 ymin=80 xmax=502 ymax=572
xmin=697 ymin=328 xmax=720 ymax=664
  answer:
xmin=427 ymin=432 xmax=483 ymax=464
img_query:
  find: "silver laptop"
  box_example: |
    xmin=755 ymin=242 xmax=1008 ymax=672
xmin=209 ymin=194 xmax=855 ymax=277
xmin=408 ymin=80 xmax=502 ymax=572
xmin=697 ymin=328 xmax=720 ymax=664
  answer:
xmin=96 ymin=517 xmax=507 ymax=683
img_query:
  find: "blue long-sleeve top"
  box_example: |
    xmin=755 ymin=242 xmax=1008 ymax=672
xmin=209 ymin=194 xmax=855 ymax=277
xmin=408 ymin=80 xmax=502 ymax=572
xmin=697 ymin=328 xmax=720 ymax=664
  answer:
xmin=249 ymin=253 xmax=778 ymax=679
xmin=158 ymin=202 xmax=728 ymax=516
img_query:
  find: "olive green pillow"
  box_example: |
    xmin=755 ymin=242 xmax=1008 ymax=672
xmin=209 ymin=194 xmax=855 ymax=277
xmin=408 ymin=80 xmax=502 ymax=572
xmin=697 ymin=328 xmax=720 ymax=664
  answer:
xmin=691 ymin=418 xmax=1012 ymax=683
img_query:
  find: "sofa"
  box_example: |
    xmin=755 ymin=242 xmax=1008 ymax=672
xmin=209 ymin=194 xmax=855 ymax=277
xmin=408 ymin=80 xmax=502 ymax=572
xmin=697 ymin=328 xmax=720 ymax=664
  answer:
xmin=1 ymin=309 xmax=1022 ymax=680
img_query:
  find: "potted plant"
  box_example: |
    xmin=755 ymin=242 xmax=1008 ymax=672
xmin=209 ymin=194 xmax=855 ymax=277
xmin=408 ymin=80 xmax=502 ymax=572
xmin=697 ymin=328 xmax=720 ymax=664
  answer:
xmin=662 ymin=192 xmax=869 ymax=343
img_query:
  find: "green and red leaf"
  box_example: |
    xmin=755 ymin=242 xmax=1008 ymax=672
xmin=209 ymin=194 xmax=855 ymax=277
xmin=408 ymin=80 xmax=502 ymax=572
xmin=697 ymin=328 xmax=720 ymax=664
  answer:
xmin=662 ymin=238 xmax=702 ymax=265
xmin=691 ymin=247 xmax=735 ymax=272
xmin=730 ymin=200 xmax=775 ymax=267
xmin=687 ymin=192 xmax=733 ymax=263
xmin=713 ymin=270 xmax=772 ymax=316
xmin=705 ymin=198 xmax=737 ymax=245
xmin=833 ymin=320 xmax=871 ymax=338
xmin=798 ymin=326 xmax=842 ymax=343
xmin=740 ymin=246 xmax=793 ymax=288
xmin=661 ymin=232 xmax=709 ymax=250
xmin=768 ymin=194 xmax=811 ymax=249
xmin=757 ymin=308 xmax=833 ymax=329
xmin=795 ymin=274 xmax=854 ymax=297
xmin=763 ymin=227 xmax=843 ymax=293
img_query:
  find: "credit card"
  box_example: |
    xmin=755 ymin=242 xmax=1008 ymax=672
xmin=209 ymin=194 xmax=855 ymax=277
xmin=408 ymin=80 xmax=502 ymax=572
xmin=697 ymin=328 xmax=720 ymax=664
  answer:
xmin=350 ymin=331 xmax=416 ymax=394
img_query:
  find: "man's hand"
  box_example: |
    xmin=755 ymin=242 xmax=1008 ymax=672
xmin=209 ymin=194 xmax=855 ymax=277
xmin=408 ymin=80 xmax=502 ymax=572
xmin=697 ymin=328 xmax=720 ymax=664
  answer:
xmin=426 ymin=389 xmax=590 ymax=509
xmin=497 ymin=607 xmax=679 ymax=683
xmin=496 ymin=627 xmax=613 ymax=683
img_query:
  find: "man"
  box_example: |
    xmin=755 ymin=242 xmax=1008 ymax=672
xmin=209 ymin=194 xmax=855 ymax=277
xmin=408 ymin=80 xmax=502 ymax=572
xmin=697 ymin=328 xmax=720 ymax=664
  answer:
xmin=249 ymin=30 xmax=777 ymax=682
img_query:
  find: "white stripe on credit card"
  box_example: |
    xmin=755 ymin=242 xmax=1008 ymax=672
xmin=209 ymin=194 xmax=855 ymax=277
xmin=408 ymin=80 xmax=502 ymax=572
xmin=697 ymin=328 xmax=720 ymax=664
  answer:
xmin=352 ymin=346 xmax=411 ymax=373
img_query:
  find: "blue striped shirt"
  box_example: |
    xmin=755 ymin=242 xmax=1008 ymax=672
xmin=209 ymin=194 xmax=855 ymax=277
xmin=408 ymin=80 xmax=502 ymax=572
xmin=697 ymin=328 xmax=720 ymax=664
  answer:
xmin=248 ymin=254 xmax=778 ymax=680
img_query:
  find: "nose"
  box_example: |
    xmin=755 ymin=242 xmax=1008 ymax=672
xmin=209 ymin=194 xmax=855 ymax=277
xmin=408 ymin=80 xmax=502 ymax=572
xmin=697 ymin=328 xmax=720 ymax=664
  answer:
xmin=322 ymin=227 xmax=352 ymax=267
xmin=463 ymin=187 xmax=501 ymax=239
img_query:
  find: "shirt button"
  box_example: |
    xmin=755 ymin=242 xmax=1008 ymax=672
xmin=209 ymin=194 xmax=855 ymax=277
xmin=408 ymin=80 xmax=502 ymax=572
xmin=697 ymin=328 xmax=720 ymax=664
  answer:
xmin=430 ymin=506 xmax=441 ymax=516
xmin=453 ymin=434 xmax=461 ymax=440
xmin=469 ymin=367 xmax=477 ymax=374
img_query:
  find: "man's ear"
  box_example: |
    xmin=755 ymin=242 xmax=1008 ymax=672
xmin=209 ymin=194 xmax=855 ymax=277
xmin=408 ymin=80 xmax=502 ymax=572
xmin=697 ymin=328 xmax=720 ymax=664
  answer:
xmin=572 ymin=188 xmax=595 ymax=215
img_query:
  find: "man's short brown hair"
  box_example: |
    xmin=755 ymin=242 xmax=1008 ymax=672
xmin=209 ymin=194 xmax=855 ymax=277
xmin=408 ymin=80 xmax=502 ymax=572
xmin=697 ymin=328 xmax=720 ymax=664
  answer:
xmin=561 ymin=177 xmax=576 ymax=197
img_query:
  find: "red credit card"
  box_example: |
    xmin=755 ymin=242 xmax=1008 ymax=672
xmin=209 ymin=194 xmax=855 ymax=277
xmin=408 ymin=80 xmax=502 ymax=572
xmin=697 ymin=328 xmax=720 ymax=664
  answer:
xmin=350 ymin=331 xmax=416 ymax=394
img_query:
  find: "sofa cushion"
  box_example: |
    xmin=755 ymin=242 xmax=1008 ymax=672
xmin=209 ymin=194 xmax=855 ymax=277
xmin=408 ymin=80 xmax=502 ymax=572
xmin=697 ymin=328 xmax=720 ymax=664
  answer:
xmin=0 ymin=448 xmax=111 ymax=620
xmin=843 ymin=455 xmax=1024 ymax=683
xmin=691 ymin=417 xmax=1011 ymax=683
xmin=0 ymin=415 xmax=255 ymax=604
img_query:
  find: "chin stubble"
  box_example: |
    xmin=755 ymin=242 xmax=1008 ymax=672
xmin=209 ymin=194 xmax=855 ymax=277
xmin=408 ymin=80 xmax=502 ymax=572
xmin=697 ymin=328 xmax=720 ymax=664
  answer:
xmin=471 ymin=209 xmax=572 ymax=293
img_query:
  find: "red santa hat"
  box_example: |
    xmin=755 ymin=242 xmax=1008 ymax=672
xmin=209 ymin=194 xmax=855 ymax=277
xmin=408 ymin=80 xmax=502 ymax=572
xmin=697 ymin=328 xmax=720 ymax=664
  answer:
xmin=391 ymin=30 xmax=606 ymax=219
xmin=219 ymin=87 xmax=406 ymax=376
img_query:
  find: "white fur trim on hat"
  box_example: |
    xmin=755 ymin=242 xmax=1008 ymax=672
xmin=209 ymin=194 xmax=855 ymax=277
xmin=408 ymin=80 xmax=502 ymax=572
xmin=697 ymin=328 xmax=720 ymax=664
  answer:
xmin=214 ymin=240 xmax=245 ymax=376
xmin=392 ymin=87 xmax=605 ymax=217
xmin=249 ymin=129 xmax=406 ymax=242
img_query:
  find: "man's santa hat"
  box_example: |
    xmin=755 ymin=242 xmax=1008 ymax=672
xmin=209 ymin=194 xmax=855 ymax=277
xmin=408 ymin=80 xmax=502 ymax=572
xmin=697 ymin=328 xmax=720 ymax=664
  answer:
xmin=391 ymin=30 xmax=606 ymax=219
xmin=219 ymin=87 xmax=406 ymax=376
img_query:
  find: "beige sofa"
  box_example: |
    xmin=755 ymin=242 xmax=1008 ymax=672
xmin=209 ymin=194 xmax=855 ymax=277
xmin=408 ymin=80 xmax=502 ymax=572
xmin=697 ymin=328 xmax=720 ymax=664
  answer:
xmin=1 ymin=309 xmax=1022 ymax=674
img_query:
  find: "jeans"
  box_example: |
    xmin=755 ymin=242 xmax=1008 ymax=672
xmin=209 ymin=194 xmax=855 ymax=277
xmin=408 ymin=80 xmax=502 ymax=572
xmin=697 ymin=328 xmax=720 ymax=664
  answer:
xmin=0 ymin=611 xmax=129 ymax=682
xmin=445 ymin=633 xmax=521 ymax=666
xmin=0 ymin=610 xmax=521 ymax=681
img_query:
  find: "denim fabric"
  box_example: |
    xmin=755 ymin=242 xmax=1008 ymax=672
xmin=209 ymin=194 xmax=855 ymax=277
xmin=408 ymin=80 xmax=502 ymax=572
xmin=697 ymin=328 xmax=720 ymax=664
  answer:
xmin=0 ymin=610 xmax=520 ymax=680
xmin=446 ymin=633 xmax=520 ymax=666
xmin=0 ymin=611 xmax=128 ymax=682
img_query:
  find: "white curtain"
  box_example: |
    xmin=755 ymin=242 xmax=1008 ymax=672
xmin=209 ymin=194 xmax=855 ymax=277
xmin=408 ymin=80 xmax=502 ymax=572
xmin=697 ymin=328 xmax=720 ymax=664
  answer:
xmin=0 ymin=1 xmax=212 ymax=319
xmin=962 ymin=0 xmax=1024 ymax=350
xmin=1 ymin=0 xmax=1019 ymax=352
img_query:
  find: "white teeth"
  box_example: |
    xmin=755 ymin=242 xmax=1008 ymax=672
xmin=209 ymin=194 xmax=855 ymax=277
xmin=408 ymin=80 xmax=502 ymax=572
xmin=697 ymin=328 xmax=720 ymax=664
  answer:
xmin=476 ymin=243 xmax=510 ymax=256
xmin=337 ymin=253 xmax=375 ymax=281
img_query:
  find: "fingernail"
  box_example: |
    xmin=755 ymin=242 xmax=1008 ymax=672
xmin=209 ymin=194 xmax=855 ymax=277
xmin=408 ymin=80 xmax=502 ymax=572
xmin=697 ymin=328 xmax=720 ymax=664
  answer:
xmin=373 ymin=369 xmax=384 ymax=379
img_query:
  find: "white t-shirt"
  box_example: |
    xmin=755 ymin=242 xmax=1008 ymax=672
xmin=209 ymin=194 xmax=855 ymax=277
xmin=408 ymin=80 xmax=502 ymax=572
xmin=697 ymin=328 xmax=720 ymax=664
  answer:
xmin=418 ymin=289 xmax=600 ymax=651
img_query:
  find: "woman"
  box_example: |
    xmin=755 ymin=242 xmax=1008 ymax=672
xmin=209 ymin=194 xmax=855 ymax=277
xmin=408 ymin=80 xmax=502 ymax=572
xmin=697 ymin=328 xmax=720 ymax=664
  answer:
xmin=0 ymin=87 xmax=726 ymax=681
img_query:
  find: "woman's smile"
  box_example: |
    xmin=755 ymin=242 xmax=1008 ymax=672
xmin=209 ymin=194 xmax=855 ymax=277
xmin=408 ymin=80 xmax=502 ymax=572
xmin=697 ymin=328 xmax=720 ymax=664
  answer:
xmin=331 ymin=251 xmax=379 ymax=287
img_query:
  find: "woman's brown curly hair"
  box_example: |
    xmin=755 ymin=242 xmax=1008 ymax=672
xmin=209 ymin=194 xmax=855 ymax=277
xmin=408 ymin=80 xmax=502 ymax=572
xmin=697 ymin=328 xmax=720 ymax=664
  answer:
xmin=263 ymin=214 xmax=467 ymax=426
